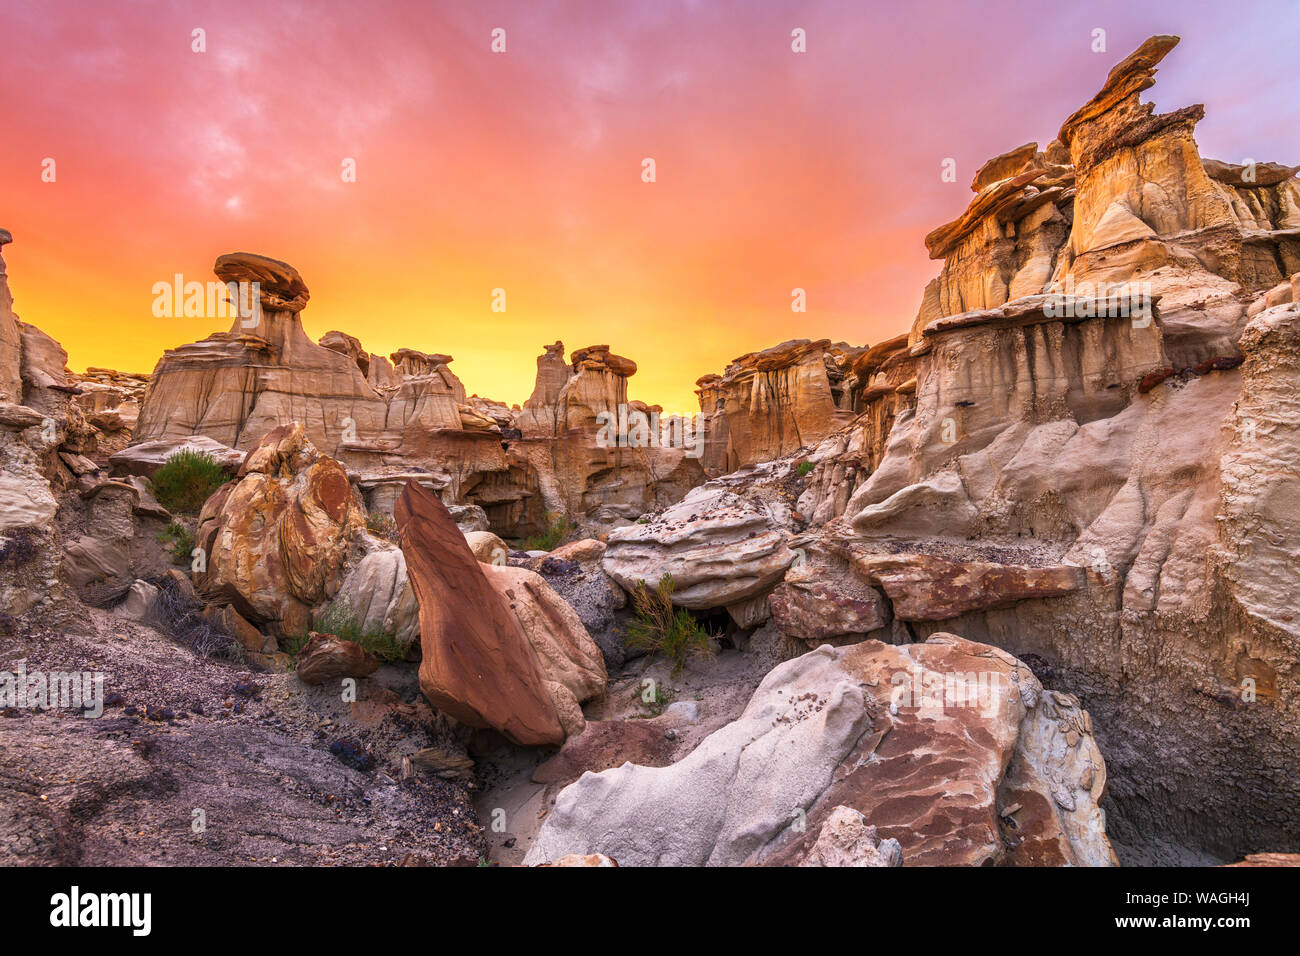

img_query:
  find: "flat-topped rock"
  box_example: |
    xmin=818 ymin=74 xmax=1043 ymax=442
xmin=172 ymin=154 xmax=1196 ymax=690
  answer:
xmin=842 ymin=550 xmax=1085 ymax=622
xmin=213 ymin=252 xmax=309 ymax=313
xmin=109 ymin=435 xmax=245 ymax=478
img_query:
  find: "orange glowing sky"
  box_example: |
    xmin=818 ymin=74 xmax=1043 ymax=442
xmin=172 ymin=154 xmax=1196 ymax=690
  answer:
xmin=2 ymin=0 xmax=1296 ymax=412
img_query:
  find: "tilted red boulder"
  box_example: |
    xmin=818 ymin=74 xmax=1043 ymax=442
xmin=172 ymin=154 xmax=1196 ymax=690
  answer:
xmin=395 ymin=480 xmax=605 ymax=746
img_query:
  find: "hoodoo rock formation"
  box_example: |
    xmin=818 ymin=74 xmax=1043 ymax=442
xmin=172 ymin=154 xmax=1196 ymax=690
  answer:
xmin=507 ymin=35 xmax=1300 ymax=866
xmin=475 ymin=341 xmax=704 ymax=534
xmin=125 ymin=260 xmax=704 ymax=538
xmin=695 ymin=339 xmax=867 ymax=475
xmin=128 ymin=252 xmax=512 ymax=512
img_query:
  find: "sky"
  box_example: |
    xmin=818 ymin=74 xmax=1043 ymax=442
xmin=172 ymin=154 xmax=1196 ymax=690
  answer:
xmin=1 ymin=0 xmax=1297 ymax=412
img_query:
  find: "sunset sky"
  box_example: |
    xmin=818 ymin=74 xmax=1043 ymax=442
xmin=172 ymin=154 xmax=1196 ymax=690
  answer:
xmin=2 ymin=0 xmax=1297 ymax=411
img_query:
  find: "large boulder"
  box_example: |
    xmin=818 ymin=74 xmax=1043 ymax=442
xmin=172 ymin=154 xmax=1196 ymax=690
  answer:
xmin=837 ymin=549 xmax=1084 ymax=622
xmin=602 ymin=484 xmax=796 ymax=611
xmin=395 ymin=480 xmax=605 ymax=746
xmin=295 ymin=632 xmax=379 ymax=685
xmin=523 ymin=634 xmax=1115 ymax=867
xmin=481 ymin=563 xmax=607 ymax=735
xmin=332 ymin=536 xmax=420 ymax=654
xmin=194 ymin=422 xmax=364 ymax=634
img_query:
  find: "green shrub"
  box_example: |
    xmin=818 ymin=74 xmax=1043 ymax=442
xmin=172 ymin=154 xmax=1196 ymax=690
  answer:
xmin=366 ymin=512 xmax=399 ymax=542
xmin=148 ymin=450 xmax=228 ymax=514
xmin=795 ymin=460 xmax=816 ymax=477
xmin=279 ymin=631 xmax=310 ymax=665
xmin=156 ymin=521 xmax=195 ymax=565
xmin=624 ymin=574 xmax=716 ymax=676
xmin=521 ymin=511 xmax=573 ymax=552
xmin=311 ymin=596 xmax=406 ymax=663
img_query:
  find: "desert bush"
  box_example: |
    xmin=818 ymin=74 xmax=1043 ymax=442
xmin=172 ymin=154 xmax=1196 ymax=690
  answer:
xmin=156 ymin=521 xmax=195 ymax=565
xmin=366 ymin=512 xmax=399 ymax=542
xmin=153 ymin=575 xmax=242 ymax=662
xmin=624 ymin=574 xmax=716 ymax=675
xmin=521 ymin=511 xmax=573 ymax=552
xmin=279 ymin=631 xmax=311 ymax=660
xmin=795 ymin=460 xmax=816 ymax=477
xmin=311 ymin=596 xmax=406 ymax=663
xmin=148 ymin=450 xmax=228 ymax=514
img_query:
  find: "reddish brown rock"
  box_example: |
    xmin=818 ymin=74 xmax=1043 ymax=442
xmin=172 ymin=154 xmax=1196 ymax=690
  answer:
xmin=397 ymin=480 xmax=562 ymax=744
xmin=214 ymin=252 xmax=310 ymax=313
xmin=201 ymin=603 xmax=271 ymax=655
xmin=844 ymin=551 xmax=1084 ymax=622
xmin=397 ymin=480 xmax=605 ymax=746
xmin=768 ymin=554 xmax=890 ymax=643
xmin=524 ymin=635 xmax=1115 ymax=867
xmin=531 ymin=719 xmax=677 ymax=788
xmin=194 ymin=422 xmax=364 ymax=631
xmin=762 ymin=636 xmax=1115 ymax=867
xmin=295 ymin=631 xmax=380 ymax=685
xmin=1137 ymin=366 xmax=1177 ymax=393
